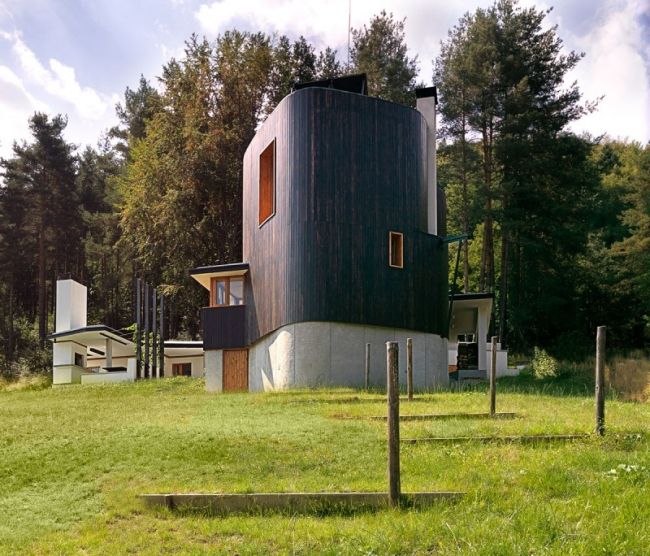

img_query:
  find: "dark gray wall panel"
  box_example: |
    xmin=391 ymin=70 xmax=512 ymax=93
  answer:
xmin=241 ymin=87 xmax=448 ymax=345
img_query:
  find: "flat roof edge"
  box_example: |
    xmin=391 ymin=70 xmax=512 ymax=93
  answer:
xmin=189 ymin=262 xmax=249 ymax=276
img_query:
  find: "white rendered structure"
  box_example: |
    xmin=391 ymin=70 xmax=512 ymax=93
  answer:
xmin=50 ymin=279 xmax=204 ymax=386
xmin=447 ymin=293 xmax=513 ymax=379
xmin=204 ymin=322 xmax=448 ymax=393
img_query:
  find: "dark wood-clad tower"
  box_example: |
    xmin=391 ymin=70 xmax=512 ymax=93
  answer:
xmin=191 ymin=76 xmax=449 ymax=392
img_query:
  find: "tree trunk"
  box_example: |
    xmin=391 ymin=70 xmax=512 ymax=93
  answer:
xmin=38 ymin=223 xmax=47 ymax=348
xmin=498 ymin=233 xmax=508 ymax=347
xmin=460 ymin=92 xmax=470 ymax=294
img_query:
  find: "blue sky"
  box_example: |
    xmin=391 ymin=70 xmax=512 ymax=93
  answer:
xmin=1 ymin=0 xmax=648 ymax=158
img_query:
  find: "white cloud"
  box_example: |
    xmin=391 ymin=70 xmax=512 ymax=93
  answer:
xmin=194 ymin=0 xmax=649 ymax=142
xmin=565 ymin=0 xmax=650 ymax=142
xmin=0 ymin=64 xmax=50 ymax=157
xmin=6 ymin=31 xmax=116 ymax=120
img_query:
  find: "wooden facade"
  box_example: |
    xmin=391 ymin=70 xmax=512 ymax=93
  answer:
xmin=239 ymin=87 xmax=448 ymax=347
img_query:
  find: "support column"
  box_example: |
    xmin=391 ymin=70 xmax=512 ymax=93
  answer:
xmin=105 ymin=338 xmax=113 ymax=369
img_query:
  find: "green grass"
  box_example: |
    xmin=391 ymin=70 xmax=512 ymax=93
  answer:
xmin=1 ymin=378 xmax=648 ymax=555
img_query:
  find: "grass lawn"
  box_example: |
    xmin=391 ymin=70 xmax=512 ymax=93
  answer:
xmin=1 ymin=378 xmax=648 ymax=555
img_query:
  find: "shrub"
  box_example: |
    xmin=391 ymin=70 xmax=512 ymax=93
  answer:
xmin=531 ymin=347 xmax=559 ymax=379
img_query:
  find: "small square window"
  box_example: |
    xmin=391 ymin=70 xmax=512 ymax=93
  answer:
xmin=210 ymin=276 xmax=246 ymax=307
xmin=74 ymin=352 xmax=84 ymax=367
xmin=389 ymin=232 xmax=404 ymax=268
xmin=259 ymin=139 xmax=276 ymax=226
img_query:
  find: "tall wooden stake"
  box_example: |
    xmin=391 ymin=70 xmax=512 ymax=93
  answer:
xmin=595 ymin=326 xmax=606 ymax=436
xmin=135 ymin=278 xmax=142 ymax=379
xmin=152 ymin=288 xmax=158 ymax=378
xmin=406 ymin=338 xmax=413 ymax=401
xmin=144 ymin=283 xmax=150 ymax=379
xmin=489 ymin=336 xmax=497 ymax=417
xmin=365 ymin=343 xmax=370 ymax=389
xmin=159 ymin=294 xmax=165 ymax=378
xmin=386 ymin=341 xmax=400 ymax=507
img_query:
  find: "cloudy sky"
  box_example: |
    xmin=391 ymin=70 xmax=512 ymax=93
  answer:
xmin=0 ymin=0 xmax=648 ymax=159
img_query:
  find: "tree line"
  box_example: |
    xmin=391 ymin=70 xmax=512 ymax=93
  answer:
xmin=0 ymin=1 xmax=647 ymax=376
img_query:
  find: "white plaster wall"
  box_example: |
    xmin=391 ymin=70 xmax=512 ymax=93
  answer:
xmin=81 ymin=371 xmax=133 ymax=385
xmin=416 ymin=96 xmax=437 ymax=235
xmin=55 ymin=279 xmax=87 ymax=333
xmin=53 ymin=342 xmax=85 ymax=385
xmin=53 ymin=365 xmax=83 ymax=385
xmin=205 ymin=350 xmax=223 ymax=392
xmin=163 ymin=355 xmax=205 ymax=378
xmin=247 ymin=321 xmax=448 ymax=392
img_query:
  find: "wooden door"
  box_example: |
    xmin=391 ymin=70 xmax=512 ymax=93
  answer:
xmin=223 ymin=349 xmax=248 ymax=392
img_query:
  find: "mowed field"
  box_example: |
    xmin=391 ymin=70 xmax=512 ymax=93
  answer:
xmin=1 ymin=378 xmax=648 ymax=555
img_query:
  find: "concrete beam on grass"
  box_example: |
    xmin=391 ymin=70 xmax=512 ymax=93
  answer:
xmin=140 ymin=491 xmax=463 ymax=514
xmin=334 ymin=412 xmax=518 ymax=421
xmin=403 ymin=434 xmax=590 ymax=444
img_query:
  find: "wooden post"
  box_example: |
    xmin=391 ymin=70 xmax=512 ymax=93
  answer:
xmin=144 ymin=283 xmax=149 ymax=379
xmin=489 ymin=336 xmax=497 ymax=417
xmin=135 ymin=278 xmax=142 ymax=379
xmin=159 ymin=294 xmax=165 ymax=379
xmin=151 ymin=288 xmax=158 ymax=379
xmin=407 ymin=337 xmax=413 ymax=401
xmin=364 ymin=343 xmax=370 ymax=390
xmin=595 ymin=326 xmax=606 ymax=436
xmin=386 ymin=341 xmax=400 ymax=507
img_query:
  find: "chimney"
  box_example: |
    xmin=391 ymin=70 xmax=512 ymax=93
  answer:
xmin=55 ymin=278 xmax=87 ymax=332
xmin=415 ymin=86 xmax=438 ymax=236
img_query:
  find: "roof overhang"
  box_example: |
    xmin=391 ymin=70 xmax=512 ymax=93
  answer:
xmin=449 ymin=293 xmax=494 ymax=315
xmin=48 ymin=325 xmax=135 ymax=357
xmin=164 ymin=340 xmax=204 ymax=357
xmin=189 ymin=263 xmax=249 ymax=290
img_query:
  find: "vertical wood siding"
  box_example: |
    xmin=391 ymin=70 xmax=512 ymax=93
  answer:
xmin=241 ymin=88 xmax=448 ymax=346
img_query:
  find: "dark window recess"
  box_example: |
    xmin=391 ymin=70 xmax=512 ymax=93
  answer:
xmin=74 ymin=352 xmax=84 ymax=367
xmin=389 ymin=232 xmax=404 ymax=268
xmin=259 ymin=140 xmax=276 ymax=225
xmin=172 ymin=363 xmax=192 ymax=377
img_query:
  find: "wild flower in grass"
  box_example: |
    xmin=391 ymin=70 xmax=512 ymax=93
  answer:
xmin=605 ymin=463 xmax=647 ymax=480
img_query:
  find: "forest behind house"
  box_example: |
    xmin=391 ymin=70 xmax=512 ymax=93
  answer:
xmin=1 ymin=1 xmax=648 ymax=378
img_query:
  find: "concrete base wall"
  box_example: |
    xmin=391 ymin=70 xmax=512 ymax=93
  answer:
xmin=248 ymin=321 xmax=448 ymax=392
xmin=53 ymin=365 xmax=84 ymax=385
xmin=205 ymin=349 xmax=223 ymax=392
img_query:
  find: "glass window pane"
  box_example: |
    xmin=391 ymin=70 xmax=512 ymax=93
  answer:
xmin=216 ymin=279 xmax=227 ymax=305
xmin=229 ymin=278 xmax=244 ymax=305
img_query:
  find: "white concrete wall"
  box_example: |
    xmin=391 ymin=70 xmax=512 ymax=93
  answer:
xmin=163 ymin=356 xmax=205 ymax=378
xmin=416 ymin=95 xmax=437 ymax=235
xmin=53 ymin=342 xmax=86 ymax=385
xmin=246 ymin=321 xmax=448 ymax=393
xmin=448 ymin=343 xmax=513 ymax=377
xmin=205 ymin=350 xmax=223 ymax=392
xmin=55 ymin=279 xmax=87 ymax=333
xmin=81 ymin=372 xmax=132 ymax=385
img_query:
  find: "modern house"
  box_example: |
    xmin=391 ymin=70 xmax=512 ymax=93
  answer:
xmin=50 ymin=75 xmax=512 ymax=390
xmin=49 ymin=278 xmax=204 ymax=385
xmin=190 ymin=75 xmax=451 ymax=393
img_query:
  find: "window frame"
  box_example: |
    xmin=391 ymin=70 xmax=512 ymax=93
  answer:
xmin=388 ymin=231 xmax=404 ymax=269
xmin=210 ymin=276 xmax=245 ymax=308
xmin=258 ymin=138 xmax=276 ymax=227
xmin=172 ymin=362 xmax=192 ymax=377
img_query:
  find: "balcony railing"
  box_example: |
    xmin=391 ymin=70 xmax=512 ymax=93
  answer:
xmin=201 ymin=305 xmax=246 ymax=350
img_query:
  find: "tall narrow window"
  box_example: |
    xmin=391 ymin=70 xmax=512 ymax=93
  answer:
xmin=389 ymin=231 xmax=404 ymax=268
xmin=259 ymin=139 xmax=276 ymax=226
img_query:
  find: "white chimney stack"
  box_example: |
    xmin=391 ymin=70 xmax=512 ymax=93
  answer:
xmin=55 ymin=278 xmax=87 ymax=332
xmin=415 ymin=86 xmax=438 ymax=236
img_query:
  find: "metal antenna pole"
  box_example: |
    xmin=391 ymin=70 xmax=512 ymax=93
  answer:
xmin=347 ymin=0 xmax=351 ymax=68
